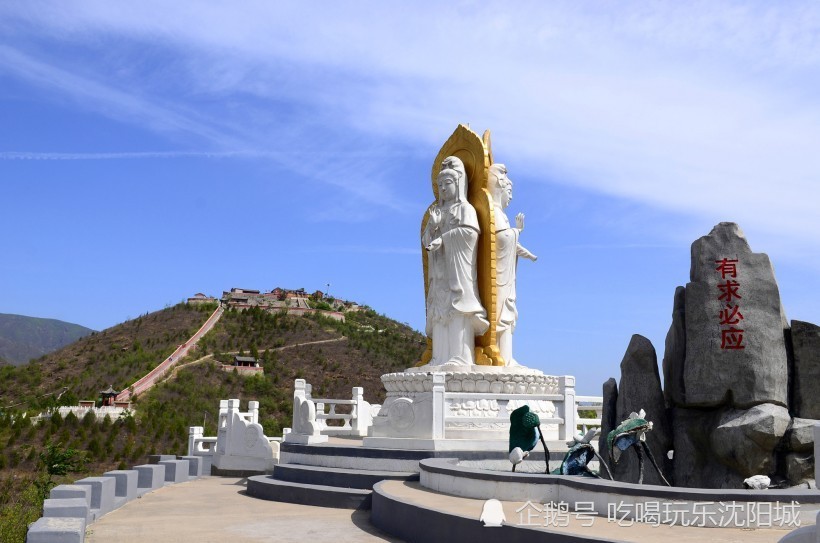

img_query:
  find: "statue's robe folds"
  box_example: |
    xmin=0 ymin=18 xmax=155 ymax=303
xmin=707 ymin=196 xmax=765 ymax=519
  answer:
xmin=424 ymin=201 xmax=489 ymax=366
xmin=495 ymin=209 xmax=519 ymax=335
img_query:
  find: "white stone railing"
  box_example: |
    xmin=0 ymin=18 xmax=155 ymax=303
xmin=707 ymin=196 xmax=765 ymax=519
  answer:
xmin=285 ymin=379 xmax=378 ymax=444
xmin=428 ymin=374 xmax=584 ymax=440
xmin=32 ymin=405 xmax=134 ymax=424
xmin=575 ymin=394 xmax=603 ymax=435
xmin=187 ymin=428 xmax=218 ymax=474
xmin=188 ymin=398 xmax=280 ymax=474
xmin=286 ymin=376 xmax=600 ymax=444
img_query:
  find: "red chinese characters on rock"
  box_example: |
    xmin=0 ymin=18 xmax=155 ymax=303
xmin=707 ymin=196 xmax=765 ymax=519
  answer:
xmin=716 ymin=258 xmax=745 ymax=350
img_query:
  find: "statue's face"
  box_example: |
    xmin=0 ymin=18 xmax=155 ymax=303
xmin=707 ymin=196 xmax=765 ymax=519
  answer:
xmin=438 ymin=174 xmax=458 ymax=202
xmin=491 ymin=167 xmax=513 ymax=208
xmin=502 ymin=178 xmax=513 ymax=207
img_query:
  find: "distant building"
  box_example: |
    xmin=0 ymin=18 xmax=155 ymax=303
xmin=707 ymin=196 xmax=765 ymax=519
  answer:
xmin=221 ymin=355 xmax=264 ymax=376
xmin=99 ymin=385 xmax=119 ymax=406
xmin=188 ymin=293 xmax=217 ymax=305
xmin=233 ymin=356 xmax=259 ymax=367
xmin=219 ymin=285 xmax=346 ymax=321
xmin=230 ymin=288 xmax=261 ymax=295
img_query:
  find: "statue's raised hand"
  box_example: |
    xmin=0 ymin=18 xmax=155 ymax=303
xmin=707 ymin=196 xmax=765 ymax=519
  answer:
xmin=515 ymin=213 xmax=525 ymax=231
xmin=429 ymin=208 xmax=442 ymax=228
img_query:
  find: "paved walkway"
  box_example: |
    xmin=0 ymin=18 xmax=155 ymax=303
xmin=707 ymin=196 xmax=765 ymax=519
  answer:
xmin=85 ymin=473 xmax=803 ymax=543
xmin=85 ymin=477 xmax=401 ymax=543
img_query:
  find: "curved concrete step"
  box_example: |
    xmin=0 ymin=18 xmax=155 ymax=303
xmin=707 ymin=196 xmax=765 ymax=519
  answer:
xmin=371 ymin=480 xmax=605 ymax=542
xmin=246 ymin=475 xmax=372 ymax=510
xmin=280 ymin=441 xmax=564 ymax=472
xmin=273 ymin=463 xmax=419 ymax=490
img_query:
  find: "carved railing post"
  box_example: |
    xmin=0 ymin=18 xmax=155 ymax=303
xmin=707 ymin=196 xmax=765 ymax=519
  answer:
xmin=216 ymin=400 xmax=229 ymax=455
xmin=351 ymin=387 xmax=372 ymax=436
xmin=558 ymin=376 xmax=576 ymax=441
xmin=432 ymin=373 xmax=446 ymax=439
xmin=188 ymin=426 xmax=203 ymax=457
xmin=248 ymin=400 xmax=259 ymax=425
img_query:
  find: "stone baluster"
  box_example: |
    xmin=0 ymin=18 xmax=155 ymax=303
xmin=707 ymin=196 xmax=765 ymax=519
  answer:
xmin=351 ymin=387 xmax=372 ymax=436
xmin=248 ymin=401 xmax=259 ymax=425
xmin=558 ymin=375 xmax=576 ymax=441
xmin=215 ymin=400 xmax=229 ymax=455
xmin=188 ymin=426 xmax=203 ymax=457
xmin=225 ymin=399 xmax=240 ymax=456
xmin=293 ymin=380 xmax=306 ymax=431
xmin=432 ymin=373 xmax=446 ymax=439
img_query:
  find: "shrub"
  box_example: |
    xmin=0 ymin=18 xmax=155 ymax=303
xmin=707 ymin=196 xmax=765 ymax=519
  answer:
xmin=81 ymin=410 xmax=96 ymax=427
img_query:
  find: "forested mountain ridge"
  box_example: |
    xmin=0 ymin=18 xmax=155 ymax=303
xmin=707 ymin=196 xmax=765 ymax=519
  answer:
xmin=0 ymin=313 xmax=94 ymax=366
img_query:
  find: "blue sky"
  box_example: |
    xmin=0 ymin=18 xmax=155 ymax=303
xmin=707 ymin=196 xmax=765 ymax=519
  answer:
xmin=2 ymin=2 xmax=820 ymax=395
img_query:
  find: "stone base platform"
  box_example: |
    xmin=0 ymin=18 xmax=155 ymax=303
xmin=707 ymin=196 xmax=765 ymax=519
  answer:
xmin=366 ymin=367 xmax=576 ymax=447
xmin=280 ymin=439 xmax=566 ymax=472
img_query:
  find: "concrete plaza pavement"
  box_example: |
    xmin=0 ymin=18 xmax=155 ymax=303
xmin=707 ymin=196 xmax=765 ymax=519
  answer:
xmin=84 ymin=476 xmax=401 ymax=543
xmin=85 ymin=474 xmax=799 ymax=543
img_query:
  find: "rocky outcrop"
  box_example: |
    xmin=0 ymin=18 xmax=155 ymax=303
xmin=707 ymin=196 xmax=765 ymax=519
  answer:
xmin=791 ymin=321 xmax=820 ymax=419
xmin=661 ymin=287 xmax=686 ymax=408
xmin=784 ymin=453 xmax=815 ymax=484
xmin=683 ymin=222 xmax=788 ymax=409
xmin=671 ymin=407 xmax=747 ymax=488
xmin=606 ymin=335 xmax=672 ymax=485
xmin=786 ymin=418 xmax=819 ymax=453
xmin=611 ymin=222 xmax=817 ymax=488
xmin=710 ymin=403 xmax=790 ymax=476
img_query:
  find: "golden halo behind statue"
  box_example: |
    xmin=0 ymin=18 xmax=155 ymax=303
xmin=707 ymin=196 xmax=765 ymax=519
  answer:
xmin=418 ymin=124 xmax=503 ymax=367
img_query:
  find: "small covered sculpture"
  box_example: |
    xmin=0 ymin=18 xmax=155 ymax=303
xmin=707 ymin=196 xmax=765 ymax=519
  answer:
xmin=606 ymin=409 xmax=670 ymax=486
xmin=508 ymin=405 xmax=551 ymax=473
xmin=556 ymin=429 xmax=613 ymax=479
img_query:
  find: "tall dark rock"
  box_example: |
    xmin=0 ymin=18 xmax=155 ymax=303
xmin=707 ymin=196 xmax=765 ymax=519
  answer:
xmin=683 ymin=222 xmax=788 ymax=408
xmin=645 ymin=223 xmax=815 ymax=488
xmin=671 ymin=407 xmax=746 ymax=488
xmin=598 ymin=377 xmax=618 ymax=472
xmin=791 ymin=320 xmax=820 ymax=419
xmin=610 ymin=335 xmax=672 ymax=485
xmin=662 ymin=286 xmax=686 ymax=408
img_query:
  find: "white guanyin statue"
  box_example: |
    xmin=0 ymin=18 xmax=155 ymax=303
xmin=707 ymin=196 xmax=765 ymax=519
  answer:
xmin=488 ymin=163 xmax=537 ymax=366
xmin=422 ymin=156 xmax=489 ymax=366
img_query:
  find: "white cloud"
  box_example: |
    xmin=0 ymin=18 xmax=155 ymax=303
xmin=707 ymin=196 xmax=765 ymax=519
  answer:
xmin=2 ymin=2 xmax=820 ymax=251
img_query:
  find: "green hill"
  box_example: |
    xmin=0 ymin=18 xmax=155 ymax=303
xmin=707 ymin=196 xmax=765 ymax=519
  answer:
xmin=0 ymin=302 xmax=426 ymax=541
xmin=0 ymin=313 xmax=94 ymax=366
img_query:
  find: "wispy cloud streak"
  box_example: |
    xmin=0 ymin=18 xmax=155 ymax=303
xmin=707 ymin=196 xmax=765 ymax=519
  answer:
xmin=0 ymin=151 xmax=251 ymax=160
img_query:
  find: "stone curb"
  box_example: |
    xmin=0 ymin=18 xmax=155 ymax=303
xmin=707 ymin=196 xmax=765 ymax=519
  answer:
xmin=26 ymin=454 xmax=201 ymax=543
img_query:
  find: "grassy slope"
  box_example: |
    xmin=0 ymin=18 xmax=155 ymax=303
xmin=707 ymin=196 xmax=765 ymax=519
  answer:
xmin=0 ymin=304 xmax=426 ymax=542
xmin=0 ymin=303 xmax=213 ymax=409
